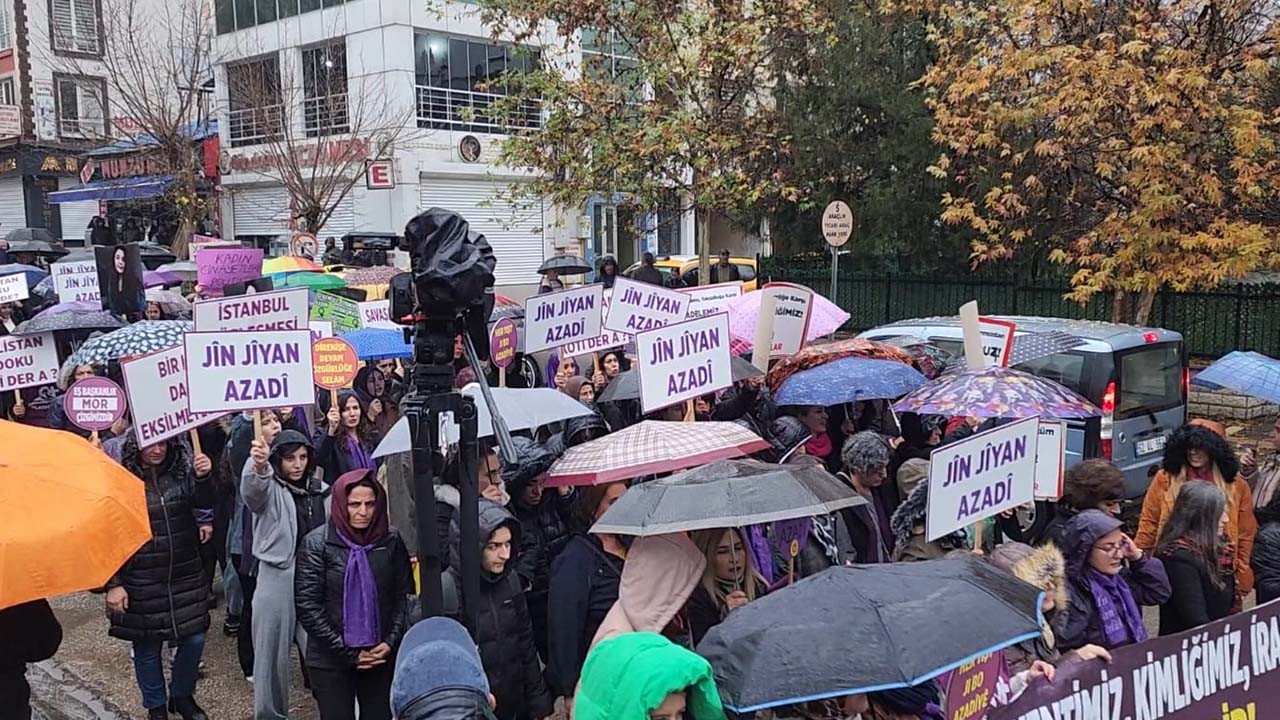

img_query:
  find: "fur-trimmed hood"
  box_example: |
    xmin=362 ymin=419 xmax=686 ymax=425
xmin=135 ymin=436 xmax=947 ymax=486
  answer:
xmin=1162 ymin=423 xmax=1239 ymax=481
xmin=990 ymin=543 xmax=1068 ymax=613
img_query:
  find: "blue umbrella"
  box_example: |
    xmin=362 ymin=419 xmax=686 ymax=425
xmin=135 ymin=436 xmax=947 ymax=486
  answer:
xmin=0 ymin=263 xmax=48 ymax=287
xmin=339 ymin=327 xmax=411 ymax=360
xmin=775 ymin=357 xmax=926 ymax=406
xmin=1193 ymin=351 xmax=1280 ymax=404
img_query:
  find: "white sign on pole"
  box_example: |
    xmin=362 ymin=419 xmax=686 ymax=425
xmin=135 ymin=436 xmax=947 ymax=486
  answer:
xmin=51 ymin=260 xmax=101 ymax=303
xmin=763 ymin=283 xmax=814 ymax=358
xmin=683 ymin=283 xmax=743 ymax=319
xmin=193 ymin=287 xmax=310 ymax=331
xmin=524 ymin=284 xmax=605 ymax=354
xmin=0 ymin=333 xmax=59 ymax=391
xmin=0 ymin=273 xmax=28 ymax=303
xmin=122 ymin=346 xmax=225 ymax=446
xmin=359 ymin=300 xmax=398 ymax=329
xmin=822 ymin=200 xmax=854 ymax=247
xmin=926 ymin=416 xmax=1039 ymax=541
xmin=183 ymin=330 xmax=316 ymax=413
xmin=604 ymin=277 xmax=690 ymax=333
xmin=1034 ymin=420 xmax=1067 ymax=500
xmin=309 ymin=320 xmax=334 ymax=342
xmin=978 ymin=317 xmax=1017 ymax=367
xmin=636 ymin=312 xmax=733 ymax=414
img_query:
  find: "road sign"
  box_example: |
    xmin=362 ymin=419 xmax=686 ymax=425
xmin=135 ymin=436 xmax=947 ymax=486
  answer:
xmin=79 ymin=159 xmax=95 ymax=185
xmin=822 ymin=200 xmax=853 ymax=247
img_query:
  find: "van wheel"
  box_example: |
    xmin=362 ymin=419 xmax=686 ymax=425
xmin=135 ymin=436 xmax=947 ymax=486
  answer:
xmin=516 ymin=354 xmax=542 ymax=388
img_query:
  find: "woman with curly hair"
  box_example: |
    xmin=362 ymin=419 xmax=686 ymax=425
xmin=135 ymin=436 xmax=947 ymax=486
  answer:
xmin=1037 ymin=459 xmax=1127 ymax=548
xmin=835 ymin=431 xmax=894 ymax=563
xmin=1135 ymin=420 xmax=1256 ymax=605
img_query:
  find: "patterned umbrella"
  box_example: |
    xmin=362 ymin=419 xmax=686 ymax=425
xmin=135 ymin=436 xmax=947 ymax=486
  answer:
xmin=263 ymin=256 xmax=321 ymax=274
xmin=775 ymin=357 xmax=927 ymax=406
xmin=339 ymin=327 xmax=411 ymax=360
xmin=727 ymin=290 xmax=850 ymax=349
xmin=145 ymin=288 xmax=191 ymax=315
xmin=70 ymin=320 xmax=192 ymax=365
xmin=343 ymin=266 xmax=403 ymax=285
xmin=892 ymin=365 xmax=1100 ymax=419
xmin=43 ymin=300 xmax=100 ymax=314
xmin=766 ymin=338 xmax=916 ymax=393
xmin=546 ymin=420 xmax=772 ymax=487
xmin=1193 ymin=351 xmax=1280 ymax=404
xmin=880 ymin=336 xmax=953 ymax=379
xmin=12 ymin=310 xmax=124 ymax=335
xmin=0 ymin=263 xmax=48 ymax=287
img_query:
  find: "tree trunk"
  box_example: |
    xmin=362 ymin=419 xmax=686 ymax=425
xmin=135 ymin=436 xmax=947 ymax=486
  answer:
xmin=1133 ymin=287 xmax=1158 ymax=326
xmin=1110 ymin=289 xmax=1128 ymax=324
xmin=697 ymin=209 xmax=711 ymax=286
xmin=170 ymin=170 xmax=201 ymax=260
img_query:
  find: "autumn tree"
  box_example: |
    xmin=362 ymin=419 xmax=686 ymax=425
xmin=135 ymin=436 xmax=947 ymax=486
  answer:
xmin=920 ymin=0 xmax=1280 ymax=322
xmin=476 ymin=0 xmax=831 ymax=282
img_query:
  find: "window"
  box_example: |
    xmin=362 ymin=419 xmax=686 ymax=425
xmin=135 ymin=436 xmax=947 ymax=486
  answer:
xmin=302 ymin=41 xmax=348 ymax=137
xmin=0 ymin=79 xmax=15 ymax=106
xmin=413 ymin=32 xmax=541 ymax=133
xmin=226 ymin=56 xmax=282 ymax=147
xmin=0 ymin=2 xmax=12 ymax=51
xmin=581 ymin=26 xmax=641 ymax=99
xmin=1116 ymin=344 xmax=1184 ymax=419
xmin=55 ymin=75 xmax=106 ymax=138
xmin=50 ymin=0 xmax=100 ymax=55
xmin=213 ymin=0 xmax=338 ymax=34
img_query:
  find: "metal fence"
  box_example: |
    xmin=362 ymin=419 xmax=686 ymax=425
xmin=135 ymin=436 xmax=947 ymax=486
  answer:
xmin=761 ymin=257 xmax=1280 ymax=359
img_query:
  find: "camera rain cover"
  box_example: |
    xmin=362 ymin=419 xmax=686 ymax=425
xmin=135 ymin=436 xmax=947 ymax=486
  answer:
xmin=403 ymin=208 xmax=496 ymax=311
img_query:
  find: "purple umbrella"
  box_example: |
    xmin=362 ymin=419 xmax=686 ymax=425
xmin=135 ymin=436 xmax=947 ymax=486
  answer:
xmin=892 ymin=365 xmax=1100 ymax=419
xmin=144 ymin=270 xmax=183 ymax=288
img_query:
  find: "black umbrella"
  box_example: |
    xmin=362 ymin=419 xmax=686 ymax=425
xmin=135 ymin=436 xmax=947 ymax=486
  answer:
xmin=598 ymin=355 xmax=763 ymax=404
xmin=5 ymin=228 xmax=67 ymax=258
xmin=538 ymin=253 xmax=592 ymax=275
xmin=136 ymin=242 xmax=177 ymax=270
xmin=698 ymin=558 xmax=1044 ymax=713
xmin=12 ymin=310 xmax=125 ymax=336
xmin=590 ymin=458 xmax=866 ymax=536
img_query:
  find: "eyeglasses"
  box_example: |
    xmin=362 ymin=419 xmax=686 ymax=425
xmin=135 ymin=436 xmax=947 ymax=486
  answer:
xmin=1092 ymin=542 xmax=1125 ymax=556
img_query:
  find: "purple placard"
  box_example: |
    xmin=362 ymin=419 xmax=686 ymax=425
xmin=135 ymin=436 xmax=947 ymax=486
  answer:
xmin=63 ymin=376 xmax=127 ymax=431
xmin=490 ymin=317 xmax=517 ymax=369
xmin=196 ymin=248 xmax=264 ymax=296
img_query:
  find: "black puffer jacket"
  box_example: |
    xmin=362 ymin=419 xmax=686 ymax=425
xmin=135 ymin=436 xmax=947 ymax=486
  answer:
xmin=544 ymin=413 xmax=607 ymax=457
xmin=444 ymin=501 xmax=552 ymax=720
xmin=294 ymin=523 xmax=414 ymax=670
xmin=505 ymin=437 xmax=573 ymax=603
xmin=1253 ymin=502 xmax=1280 ymax=604
xmin=108 ymin=438 xmax=213 ymax=642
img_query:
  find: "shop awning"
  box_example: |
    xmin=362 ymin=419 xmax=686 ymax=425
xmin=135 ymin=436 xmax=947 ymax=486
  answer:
xmin=48 ymin=175 xmax=174 ymax=204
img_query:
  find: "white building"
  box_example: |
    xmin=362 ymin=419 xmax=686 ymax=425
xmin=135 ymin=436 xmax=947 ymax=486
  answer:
xmin=210 ymin=0 xmax=698 ymax=295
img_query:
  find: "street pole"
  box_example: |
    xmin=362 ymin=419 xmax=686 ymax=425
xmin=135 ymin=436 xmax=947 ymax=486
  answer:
xmin=830 ymin=244 xmax=838 ymax=302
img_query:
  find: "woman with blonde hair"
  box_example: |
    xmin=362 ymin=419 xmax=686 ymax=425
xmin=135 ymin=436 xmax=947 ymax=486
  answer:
xmin=686 ymin=528 xmax=768 ymax=646
xmin=1135 ymin=421 xmax=1255 ymax=605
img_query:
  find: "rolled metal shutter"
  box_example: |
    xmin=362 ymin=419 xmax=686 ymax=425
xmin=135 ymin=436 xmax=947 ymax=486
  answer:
xmin=0 ymin=175 xmax=27 ymax=235
xmin=318 ymin=191 xmax=355 ymax=237
xmin=230 ymin=184 xmax=291 ymax=236
xmin=57 ymin=177 xmax=98 ymax=241
xmin=418 ymin=176 xmax=544 ymax=286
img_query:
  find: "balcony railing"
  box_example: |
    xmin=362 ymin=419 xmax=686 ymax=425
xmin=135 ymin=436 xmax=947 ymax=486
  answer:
xmin=415 ymin=85 xmax=541 ymax=134
xmin=59 ymin=116 xmax=103 ymax=139
xmin=228 ymin=103 xmax=283 ymax=147
xmin=303 ymin=93 xmax=350 ymax=138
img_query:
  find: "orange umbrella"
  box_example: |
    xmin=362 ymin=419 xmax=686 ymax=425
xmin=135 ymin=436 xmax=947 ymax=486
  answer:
xmin=0 ymin=421 xmax=152 ymax=609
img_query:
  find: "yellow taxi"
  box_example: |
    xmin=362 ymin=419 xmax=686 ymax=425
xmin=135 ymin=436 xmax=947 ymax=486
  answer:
xmin=622 ymin=254 xmax=759 ymax=290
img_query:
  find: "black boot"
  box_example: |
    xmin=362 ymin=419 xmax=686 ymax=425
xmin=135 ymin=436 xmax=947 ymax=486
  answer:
xmin=168 ymin=696 xmax=209 ymax=720
xmin=147 ymin=707 xmax=167 ymax=720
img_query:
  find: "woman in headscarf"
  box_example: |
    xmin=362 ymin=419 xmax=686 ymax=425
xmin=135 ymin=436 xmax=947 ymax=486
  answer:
xmin=686 ymin=528 xmax=768 ymax=646
xmin=885 ymin=413 xmax=946 ymax=513
xmin=575 ymin=632 xmax=725 ymax=720
xmin=315 ymin=390 xmax=380 ymax=485
xmin=1059 ymin=510 xmax=1171 ymax=651
xmin=354 ymin=365 xmax=400 ymax=438
xmin=1154 ymin=481 xmax=1235 ymax=635
xmin=562 ymin=375 xmax=596 ymax=405
xmin=295 ymin=469 xmax=413 ymax=720
xmin=1135 ymin=421 xmax=1256 ymax=606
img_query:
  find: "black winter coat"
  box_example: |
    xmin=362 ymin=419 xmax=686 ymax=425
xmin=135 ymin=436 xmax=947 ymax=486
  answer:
xmin=1253 ymin=522 xmax=1280 ymax=604
xmin=313 ymin=430 xmax=380 ymax=485
xmin=1158 ymin=546 xmax=1235 ymax=635
xmin=545 ymin=533 xmax=624 ymax=697
xmin=108 ymin=439 xmax=213 ymax=642
xmin=445 ymin=501 xmax=552 ymax=720
xmin=510 ymin=495 xmax=572 ymax=604
xmin=294 ymin=524 xmax=414 ymax=670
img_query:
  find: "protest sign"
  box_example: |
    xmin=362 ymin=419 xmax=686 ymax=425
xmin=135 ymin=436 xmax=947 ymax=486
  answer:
xmin=312 ymin=338 xmax=359 ymax=389
xmin=0 ymin=333 xmax=58 ymax=391
xmin=1034 ymin=420 xmax=1066 ymax=500
xmin=51 ymin=259 xmax=100 ymax=303
xmin=978 ymin=317 xmax=1016 ymax=367
xmin=63 ymin=377 xmax=127 ymax=432
xmin=944 ymin=652 xmax=1004 ymax=720
xmin=636 ymin=312 xmax=733 ymax=413
xmin=762 ymin=283 xmax=814 ymax=358
xmin=359 ymin=299 xmax=398 ymax=329
xmin=524 ymin=284 xmax=605 ymax=353
xmin=122 ymin=347 xmax=224 ymax=446
xmin=0 ymin=273 xmax=28 ymax=304
xmin=490 ymin=318 xmax=517 ymax=369
xmin=604 ymin=277 xmax=689 ymax=333
xmin=309 ymin=320 xmax=334 ymax=342
xmin=684 ymin=283 xmax=743 ymax=319
xmin=311 ymin=291 xmax=362 ymax=334
xmin=191 ymin=235 xmax=239 ymax=253
xmin=95 ymin=244 xmax=146 ymax=315
xmin=196 ymin=247 xmax=264 ymax=296
xmin=193 ymin=287 xmax=309 ymax=331
xmin=183 ymin=330 xmax=315 ymax=413
xmin=927 ymin=416 xmax=1038 ymax=541
xmin=560 ymin=288 xmax=632 ymax=356
xmin=990 ymin=598 xmax=1280 ymax=720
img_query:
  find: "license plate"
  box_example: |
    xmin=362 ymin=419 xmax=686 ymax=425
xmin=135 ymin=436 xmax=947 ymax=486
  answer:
xmin=1136 ymin=435 xmax=1167 ymax=456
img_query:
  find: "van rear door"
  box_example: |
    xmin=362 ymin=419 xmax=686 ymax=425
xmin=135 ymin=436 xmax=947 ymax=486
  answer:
xmin=1110 ymin=342 xmax=1187 ymax=495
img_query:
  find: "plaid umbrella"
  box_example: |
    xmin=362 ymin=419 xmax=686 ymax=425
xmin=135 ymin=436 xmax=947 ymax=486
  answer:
xmin=1193 ymin=351 xmax=1280 ymax=404
xmin=766 ymin=338 xmax=916 ymax=393
xmin=727 ymin=289 xmax=850 ymax=349
xmin=284 ymin=272 xmax=346 ymax=290
xmin=12 ymin=310 xmax=124 ymax=335
xmin=774 ymin=357 xmax=927 ymax=406
xmin=546 ymin=420 xmax=771 ymax=487
xmin=0 ymin=263 xmax=48 ymax=287
xmin=263 ymin=256 xmax=321 ymax=274
xmin=70 ymin=320 xmax=192 ymax=365
xmin=145 ymin=288 xmax=191 ymax=315
xmin=339 ymin=327 xmax=411 ymax=360
xmin=343 ymin=266 xmax=402 ymax=285
xmin=893 ymin=365 xmax=1100 ymax=419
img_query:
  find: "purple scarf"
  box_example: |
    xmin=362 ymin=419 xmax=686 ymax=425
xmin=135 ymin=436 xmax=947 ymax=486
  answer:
xmin=346 ymin=434 xmax=376 ymax=472
xmin=336 ymin=528 xmax=382 ymax=648
xmin=745 ymin=525 xmax=774 ymax=584
xmin=1088 ymin=568 xmax=1148 ymax=647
